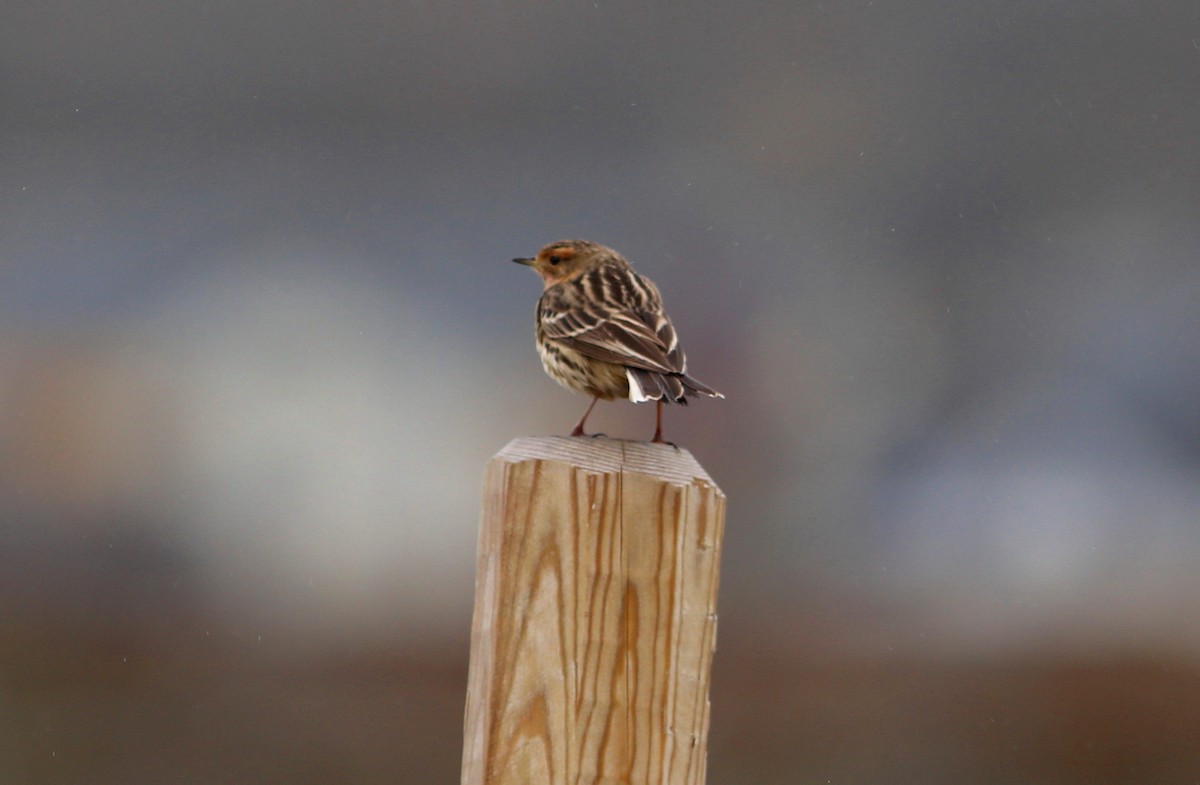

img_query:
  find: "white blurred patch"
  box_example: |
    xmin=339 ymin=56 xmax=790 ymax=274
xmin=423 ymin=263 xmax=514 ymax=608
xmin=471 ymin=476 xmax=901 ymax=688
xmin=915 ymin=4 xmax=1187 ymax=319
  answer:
xmin=144 ymin=242 xmax=497 ymax=641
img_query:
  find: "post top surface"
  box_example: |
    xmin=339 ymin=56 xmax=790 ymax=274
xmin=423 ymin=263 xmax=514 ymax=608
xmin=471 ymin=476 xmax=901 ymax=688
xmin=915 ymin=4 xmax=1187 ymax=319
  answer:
xmin=495 ymin=436 xmax=719 ymax=489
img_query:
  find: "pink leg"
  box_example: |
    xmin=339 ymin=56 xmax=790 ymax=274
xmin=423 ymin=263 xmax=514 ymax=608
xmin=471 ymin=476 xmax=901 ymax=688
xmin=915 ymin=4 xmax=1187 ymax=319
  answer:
xmin=570 ymin=396 xmax=600 ymax=437
xmin=651 ymin=400 xmax=664 ymax=443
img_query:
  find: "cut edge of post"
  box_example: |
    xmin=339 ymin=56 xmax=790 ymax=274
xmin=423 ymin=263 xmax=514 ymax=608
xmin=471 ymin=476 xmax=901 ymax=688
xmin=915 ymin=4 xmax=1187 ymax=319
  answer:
xmin=494 ymin=435 xmax=720 ymax=489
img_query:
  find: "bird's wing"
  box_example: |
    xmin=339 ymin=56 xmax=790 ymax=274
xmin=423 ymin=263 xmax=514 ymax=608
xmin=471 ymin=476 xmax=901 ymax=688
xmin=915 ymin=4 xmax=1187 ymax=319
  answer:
xmin=539 ymin=269 xmax=686 ymax=374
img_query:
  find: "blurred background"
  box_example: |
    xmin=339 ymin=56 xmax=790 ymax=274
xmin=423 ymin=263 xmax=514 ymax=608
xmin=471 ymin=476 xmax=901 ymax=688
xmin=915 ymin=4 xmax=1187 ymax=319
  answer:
xmin=3 ymin=1 xmax=1199 ymax=782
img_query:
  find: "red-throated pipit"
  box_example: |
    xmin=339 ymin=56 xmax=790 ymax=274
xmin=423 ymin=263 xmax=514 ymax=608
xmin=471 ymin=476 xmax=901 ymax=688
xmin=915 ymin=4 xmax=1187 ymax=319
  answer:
xmin=513 ymin=239 xmax=723 ymax=443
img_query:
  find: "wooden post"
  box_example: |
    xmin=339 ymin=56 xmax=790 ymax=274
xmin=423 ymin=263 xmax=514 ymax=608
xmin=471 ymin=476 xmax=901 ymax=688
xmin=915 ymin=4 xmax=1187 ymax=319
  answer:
xmin=462 ymin=436 xmax=726 ymax=785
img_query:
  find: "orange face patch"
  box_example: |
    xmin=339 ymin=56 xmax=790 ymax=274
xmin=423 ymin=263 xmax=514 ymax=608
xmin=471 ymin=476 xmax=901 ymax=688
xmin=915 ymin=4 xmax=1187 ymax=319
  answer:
xmin=538 ymin=244 xmax=578 ymax=263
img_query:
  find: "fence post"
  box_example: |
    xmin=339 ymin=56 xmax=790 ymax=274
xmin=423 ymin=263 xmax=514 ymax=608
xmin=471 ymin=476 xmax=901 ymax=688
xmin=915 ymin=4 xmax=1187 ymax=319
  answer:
xmin=462 ymin=436 xmax=726 ymax=785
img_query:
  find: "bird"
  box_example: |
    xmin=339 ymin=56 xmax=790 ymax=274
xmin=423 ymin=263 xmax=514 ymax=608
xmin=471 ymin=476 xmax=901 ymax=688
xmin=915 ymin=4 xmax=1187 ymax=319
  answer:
xmin=512 ymin=239 xmax=722 ymax=443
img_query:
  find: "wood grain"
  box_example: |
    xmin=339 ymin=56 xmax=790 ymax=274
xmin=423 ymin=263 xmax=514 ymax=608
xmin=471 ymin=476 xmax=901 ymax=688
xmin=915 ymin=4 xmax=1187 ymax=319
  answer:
xmin=462 ymin=437 xmax=725 ymax=785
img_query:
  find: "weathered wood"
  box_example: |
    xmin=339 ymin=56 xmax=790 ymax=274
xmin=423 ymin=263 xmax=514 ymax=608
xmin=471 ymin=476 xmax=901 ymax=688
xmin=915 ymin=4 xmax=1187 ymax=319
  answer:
xmin=462 ymin=436 xmax=726 ymax=785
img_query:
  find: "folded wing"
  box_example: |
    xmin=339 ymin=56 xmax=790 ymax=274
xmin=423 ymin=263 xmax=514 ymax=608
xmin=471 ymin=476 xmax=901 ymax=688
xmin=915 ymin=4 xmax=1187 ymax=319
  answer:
xmin=539 ymin=265 xmax=721 ymax=403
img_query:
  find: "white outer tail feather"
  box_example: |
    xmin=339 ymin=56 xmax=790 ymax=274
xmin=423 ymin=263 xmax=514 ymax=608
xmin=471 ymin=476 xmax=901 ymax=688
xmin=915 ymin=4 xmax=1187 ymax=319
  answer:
xmin=626 ymin=368 xmax=652 ymax=403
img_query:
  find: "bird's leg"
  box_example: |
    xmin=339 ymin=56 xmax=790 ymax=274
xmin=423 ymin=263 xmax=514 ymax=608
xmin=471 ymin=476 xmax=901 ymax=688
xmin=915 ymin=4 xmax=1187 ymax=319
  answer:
xmin=649 ymin=401 xmax=680 ymax=447
xmin=570 ymin=395 xmax=601 ymax=437
xmin=651 ymin=400 xmax=665 ymax=443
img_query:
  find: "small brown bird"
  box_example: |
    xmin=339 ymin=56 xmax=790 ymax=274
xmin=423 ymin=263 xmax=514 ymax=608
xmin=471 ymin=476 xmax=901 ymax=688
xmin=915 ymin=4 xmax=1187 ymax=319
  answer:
xmin=513 ymin=239 xmax=722 ymax=443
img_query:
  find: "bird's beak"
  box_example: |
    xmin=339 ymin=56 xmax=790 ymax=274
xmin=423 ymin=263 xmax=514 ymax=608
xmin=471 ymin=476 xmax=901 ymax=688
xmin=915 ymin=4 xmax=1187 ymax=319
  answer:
xmin=512 ymin=256 xmax=534 ymax=266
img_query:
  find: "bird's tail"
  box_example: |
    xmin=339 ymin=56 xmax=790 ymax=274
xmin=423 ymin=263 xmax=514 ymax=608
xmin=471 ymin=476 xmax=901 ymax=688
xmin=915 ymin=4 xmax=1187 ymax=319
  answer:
xmin=680 ymin=373 xmax=723 ymax=400
xmin=627 ymin=368 xmax=724 ymax=404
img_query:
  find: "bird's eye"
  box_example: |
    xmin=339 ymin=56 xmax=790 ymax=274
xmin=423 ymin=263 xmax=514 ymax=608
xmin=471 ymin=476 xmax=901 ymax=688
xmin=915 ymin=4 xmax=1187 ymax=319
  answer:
xmin=548 ymin=255 xmax=561 ymax=265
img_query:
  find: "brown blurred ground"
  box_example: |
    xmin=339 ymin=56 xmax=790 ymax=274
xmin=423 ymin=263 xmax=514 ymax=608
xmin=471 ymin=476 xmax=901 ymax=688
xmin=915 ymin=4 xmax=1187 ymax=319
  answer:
xmin=6 ymin=599 xmax=1199 ymax=785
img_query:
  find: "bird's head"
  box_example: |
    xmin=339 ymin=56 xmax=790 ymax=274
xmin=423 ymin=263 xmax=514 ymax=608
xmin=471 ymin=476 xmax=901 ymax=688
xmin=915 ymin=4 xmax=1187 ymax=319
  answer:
xmin=513 ymin=240 xmax=615 ymax=288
